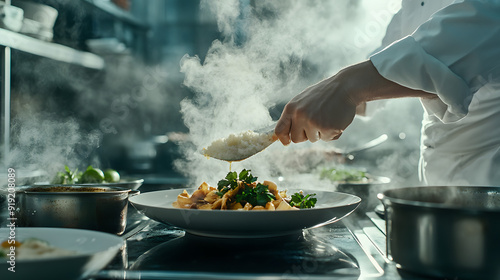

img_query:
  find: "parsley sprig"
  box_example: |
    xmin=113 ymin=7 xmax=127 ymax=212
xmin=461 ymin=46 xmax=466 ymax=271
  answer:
xmin=289 ymin=192 xmax=317 ymax=209
xmin=217 ymin=169 xmax=256 ymax=196
xmin=235 ymin=183 xmax=276 ymax=207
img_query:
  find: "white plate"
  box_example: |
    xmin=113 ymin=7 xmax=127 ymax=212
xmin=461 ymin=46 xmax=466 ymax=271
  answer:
xmin=130 ymin=188 xmax=361 ymax=238
xmin=0 ymin=227 xmax=123 ymax=280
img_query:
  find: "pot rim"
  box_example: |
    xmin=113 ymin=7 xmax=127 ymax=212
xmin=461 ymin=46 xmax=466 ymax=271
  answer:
xmin=17 ymin=184 xmax=132 ymax=194
xmin=377 ymin=185 xmax=500 ymax=212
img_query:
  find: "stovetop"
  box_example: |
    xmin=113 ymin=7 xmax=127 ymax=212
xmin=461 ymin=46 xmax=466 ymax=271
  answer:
xmin=89 ymin=208 xmax=425 ymax=280
xmin=0 ymin=181 xmax=429 ymax=280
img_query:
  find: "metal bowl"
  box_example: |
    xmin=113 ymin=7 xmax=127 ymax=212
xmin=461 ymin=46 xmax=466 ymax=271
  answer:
xmin=334 ymin=176 xmax=391 ymax=214
xmin=34 ymin=178 xmax=144 ymax=190
xmin=16 ymin=185 xmax=139 ymax=235
xmin=378 ymin=186 xmax=500 ymax=279
xmin=75 ymin=178 xmax=144 ymax=190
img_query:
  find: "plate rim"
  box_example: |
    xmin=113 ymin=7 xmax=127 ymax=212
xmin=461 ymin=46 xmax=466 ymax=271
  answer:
xmin=129 ymin=188 xmax=361 ymax=237
xmin=0 ymin=227 xmax=124 ymax=263
xmin=130 ymin=187 xmax=361 ymax=213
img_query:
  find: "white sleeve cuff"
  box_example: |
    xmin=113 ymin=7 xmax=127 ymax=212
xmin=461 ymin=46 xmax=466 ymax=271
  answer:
xmin=370 ymin=36 xmax=473 ymax=123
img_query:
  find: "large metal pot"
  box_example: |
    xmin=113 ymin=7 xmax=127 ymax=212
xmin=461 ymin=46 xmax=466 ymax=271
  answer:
xmin=16 ymin=185 xmax=139 ymax=235
xmin=378 ymin=186 xmax=500 ymax=279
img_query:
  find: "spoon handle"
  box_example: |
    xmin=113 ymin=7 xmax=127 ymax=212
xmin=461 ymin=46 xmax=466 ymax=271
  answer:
xmin=254 ymin=121 xmax=277 ymax=135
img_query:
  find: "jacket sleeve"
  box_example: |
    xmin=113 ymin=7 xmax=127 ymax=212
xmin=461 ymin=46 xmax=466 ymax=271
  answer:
xmin=370 ymin=0 xmax=500 ymax=123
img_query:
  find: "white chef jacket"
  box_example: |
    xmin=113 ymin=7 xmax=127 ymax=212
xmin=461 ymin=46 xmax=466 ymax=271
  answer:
xmin=370 ymin=0 xmax=500 ymax=186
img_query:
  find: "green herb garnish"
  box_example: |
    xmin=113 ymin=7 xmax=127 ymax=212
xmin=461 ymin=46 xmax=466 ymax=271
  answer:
xmin=289 ymin=192 xmax=317 ymax=209
xmin=235 ymin=183 xmax=276 ymax=207
xmin=217 ymin=169 xmax=256 ymax=196
xmin=216 ymin=169 xmax=317 ymax=209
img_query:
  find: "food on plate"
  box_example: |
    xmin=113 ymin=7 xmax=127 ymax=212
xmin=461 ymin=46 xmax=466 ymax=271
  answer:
xmin=173 ymin=169 xmax=317 ymax=210
xmin=52 ymin=165 xmax=121 ymax=184
xmin=203 ymin=130 xmax=277 ymax=161
xmin=0 ymin=238 xmax=77 ymax=260
xmin=320 ymin=167 xmax=371 ymax=183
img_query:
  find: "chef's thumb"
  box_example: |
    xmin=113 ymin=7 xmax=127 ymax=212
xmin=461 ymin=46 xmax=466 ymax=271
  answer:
xmin=275 ymin=117 xmax=292 ymax=146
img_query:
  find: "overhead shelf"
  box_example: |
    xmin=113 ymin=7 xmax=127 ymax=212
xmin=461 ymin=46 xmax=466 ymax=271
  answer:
xmin=0 ymin=28 xmax=105 ymax=70
xmin=82 ymin=0 xmax=149 ymax=29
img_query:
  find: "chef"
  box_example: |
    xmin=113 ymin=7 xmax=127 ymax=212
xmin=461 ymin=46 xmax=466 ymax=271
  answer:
xmin=275 ymin=0 xmax=500 ymax=186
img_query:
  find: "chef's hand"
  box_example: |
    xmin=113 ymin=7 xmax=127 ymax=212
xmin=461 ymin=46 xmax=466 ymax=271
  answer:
xmin=275 ymin=60 xmax=436 ymax=145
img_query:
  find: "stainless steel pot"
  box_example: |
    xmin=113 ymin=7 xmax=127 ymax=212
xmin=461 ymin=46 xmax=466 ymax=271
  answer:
xmin=336 ymin=175 xmax=390 ymax=215
xmin=378 ymin=186 xmax=500 ymax=279
xmin=16 ymin=185 xmax=139 ymax=235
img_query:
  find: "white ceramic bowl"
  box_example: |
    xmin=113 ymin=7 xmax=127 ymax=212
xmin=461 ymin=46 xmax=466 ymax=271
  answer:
xmin=0 ymin=227 xmax=123 ymax=280
xmin=130 ymin=188 xmax=361 ymax=238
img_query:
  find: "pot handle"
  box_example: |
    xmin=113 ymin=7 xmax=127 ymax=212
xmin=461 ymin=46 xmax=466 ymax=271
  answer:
xmin=129 ymin=190 xmax=141 ymax=197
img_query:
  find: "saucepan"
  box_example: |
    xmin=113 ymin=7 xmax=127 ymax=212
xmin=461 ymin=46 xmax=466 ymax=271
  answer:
xmin=378 ymin=186 xmax=500 ymax=279
xmin=16 ymin=185 xmax=139 ymax=235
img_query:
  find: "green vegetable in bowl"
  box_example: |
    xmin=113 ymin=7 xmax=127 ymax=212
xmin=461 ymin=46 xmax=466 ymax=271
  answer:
xmin=51 ymin=165 xmax=121 ymax=184
xmin=320 ymin=167 xmax=369 ymax=183
xmin=80 ymin=166 xmax=105 ymax=183
xmin=104 ymin=169 xmax=120 ymax=183
xmin=52 ymin=166 xmax=81 ymax=184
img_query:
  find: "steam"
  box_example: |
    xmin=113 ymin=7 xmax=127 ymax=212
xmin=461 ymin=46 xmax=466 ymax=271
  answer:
xmin=3 ymin=52 xmax=176 ymax=184
xmin=6 ymin=111 xmax=101 ymax=182
xmin=175 ymin=0 xmax=406 ymax=186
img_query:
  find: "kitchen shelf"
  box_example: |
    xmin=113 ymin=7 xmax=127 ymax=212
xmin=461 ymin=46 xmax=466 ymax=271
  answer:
xmin=82 ymin=0 xmax=148 ymax=30
xmin=0 ymin=28 xmax=105 ymax=70
xmin=1 ymin=27 xmax=105 ymax=164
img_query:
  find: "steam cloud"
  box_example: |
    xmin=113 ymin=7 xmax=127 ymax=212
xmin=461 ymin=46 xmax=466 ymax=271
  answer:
xmin=174 ymin=0 xmax=413 ymax=188
xmin=7 ymin=112 xmax=101 ymax=180
xmin=2 ymin=51 xmax=177 ymax=185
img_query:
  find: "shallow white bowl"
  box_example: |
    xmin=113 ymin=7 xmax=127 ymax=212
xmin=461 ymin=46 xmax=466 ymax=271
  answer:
xmin=130 ymin=188 xmax=361 ymax=238
xmin=0 ymin=227 xmax=123 ymax=280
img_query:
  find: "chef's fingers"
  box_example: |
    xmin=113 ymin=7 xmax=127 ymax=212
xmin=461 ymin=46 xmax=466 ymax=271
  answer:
xmin=275 ymin=115 xmax=292 ymax=145
xmin=319 ymin=129 xmax=343 ymax=141
xmin=290 ymin=127 xmax=308 ymax=143
xmin=332 ymin=131 xmax=343 ymax=140
xmin=305 ymin=129 xmax=320 ymax=143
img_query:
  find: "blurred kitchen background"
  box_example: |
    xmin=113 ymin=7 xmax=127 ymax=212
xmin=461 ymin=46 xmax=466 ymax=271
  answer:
xmin=1 ymin=0 xmax=425 ymax=190
xmin=3 ymin=0 xmax=222 ymax=186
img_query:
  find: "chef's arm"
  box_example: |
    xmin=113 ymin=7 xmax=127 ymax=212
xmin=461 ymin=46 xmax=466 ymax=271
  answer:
xmin=346 ymin=60 xmax=438 ymax=118
xmin=276 ymin=0 xmax=500 ymax=145
xmin=371 ymin=0 xmax=500 ymax=123
xmin=275 ymin=60 xmax=435 ymax=145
